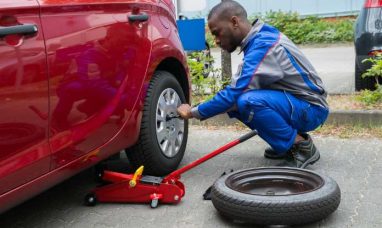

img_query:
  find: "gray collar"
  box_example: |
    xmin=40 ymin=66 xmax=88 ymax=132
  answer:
xmin=239 ymin=19 xmax=264 ymax=53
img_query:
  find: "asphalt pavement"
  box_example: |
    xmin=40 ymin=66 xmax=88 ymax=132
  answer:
xmin=1 ymin=126 xmax=381 ymax=228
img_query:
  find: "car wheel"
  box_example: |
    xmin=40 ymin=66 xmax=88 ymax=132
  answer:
xmin=211 ymin=167 xmax=341 ymax=226
xmin=355 ymin=59 xmax=376 ymax=91
xmin=126 ymin=71 xmax=188 ymax=176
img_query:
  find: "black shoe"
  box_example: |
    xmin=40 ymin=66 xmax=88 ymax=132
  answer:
xmin=277 ymin=134 xmax=320 ymax=169
xmin=264 ymin=147 xmax=286 ymax=159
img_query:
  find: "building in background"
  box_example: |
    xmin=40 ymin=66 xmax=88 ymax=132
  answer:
xmin=176 ymin=0 xmax=364 ymax=19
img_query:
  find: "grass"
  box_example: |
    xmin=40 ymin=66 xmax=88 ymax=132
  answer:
xmin=314 ymin=124 xmax=382 ymax=139
xmin=328 ymin=94 xmax=382 ymax=111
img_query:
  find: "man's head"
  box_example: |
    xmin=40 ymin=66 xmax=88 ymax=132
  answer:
xmin=208 ymin=0 xmax=251 ymax=53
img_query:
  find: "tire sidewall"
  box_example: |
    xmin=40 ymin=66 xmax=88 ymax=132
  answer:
xmin=213 ymin=167 xmax=338 ymax=203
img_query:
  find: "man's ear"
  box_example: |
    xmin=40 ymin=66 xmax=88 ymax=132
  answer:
xmin=231 ymin=16 xmax=240 ymax=28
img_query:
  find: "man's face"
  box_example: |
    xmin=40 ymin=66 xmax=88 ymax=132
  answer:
xmin=208 ymin=15 xmax=241 ymax=53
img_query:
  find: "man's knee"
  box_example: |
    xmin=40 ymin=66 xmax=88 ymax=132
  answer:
xmin=237 ymin=93 xmax=251 ymax=112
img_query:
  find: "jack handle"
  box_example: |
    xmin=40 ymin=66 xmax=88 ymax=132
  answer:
xmin=164 ymin=130 xmax=258 ymax=182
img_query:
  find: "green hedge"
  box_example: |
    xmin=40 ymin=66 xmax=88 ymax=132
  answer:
xmin=206 ymin=11 xmax=354 ymax=47
xmin=259 ymin=11 xmax=354 ymax=44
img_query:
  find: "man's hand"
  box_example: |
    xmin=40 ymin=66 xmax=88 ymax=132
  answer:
xmin=177 ymin=104 xmax=193 ymax=120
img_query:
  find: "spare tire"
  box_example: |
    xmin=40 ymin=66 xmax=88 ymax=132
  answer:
xmin=211 ymin=167 xmax=341 ymax=226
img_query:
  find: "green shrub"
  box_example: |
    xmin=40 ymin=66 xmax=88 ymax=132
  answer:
xmin=205 ymin=29 xmax=215 ymax=49
xmin=187 ymin=51 xmax=223 ymax=98
xmin=357 ymin=87 xmax=382 ymax=105
xmin=357 ymin=54 xmax=382 ymax=105
xmin=250 ymin=11 xmax=354 ymax=44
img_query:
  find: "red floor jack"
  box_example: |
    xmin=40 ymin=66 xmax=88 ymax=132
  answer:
xmin=84 ymin=129 xmax=258 ymax=208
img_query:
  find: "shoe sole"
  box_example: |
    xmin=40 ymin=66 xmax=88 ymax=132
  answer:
xmin=264 ymin=153 xmax=286 ymax=159
xmin=300 ymin=150 xmax=320 ymax=169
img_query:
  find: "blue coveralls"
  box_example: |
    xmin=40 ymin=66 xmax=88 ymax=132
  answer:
xmin=191 ymin=20 xmax=329 ymax=154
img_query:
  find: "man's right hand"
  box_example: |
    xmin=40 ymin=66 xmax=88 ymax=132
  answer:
xmin=177 ymin=104 xmax=193 ymax=120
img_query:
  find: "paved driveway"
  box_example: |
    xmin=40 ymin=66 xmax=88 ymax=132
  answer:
xmin=211 ymin=44 xmax=355 ymax=94
xmin=1 ymin=127 xmax=381 ymax=228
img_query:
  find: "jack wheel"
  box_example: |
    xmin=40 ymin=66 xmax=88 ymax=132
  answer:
xmin=84 ymin=193 xmax=98 ymax=206
xmin=150 ymin=199 xmax=159 ymax=208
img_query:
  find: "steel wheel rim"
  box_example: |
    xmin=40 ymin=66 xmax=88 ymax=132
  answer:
xmin=226 ymin=168 xmax=324 ymax=196
xmin=155 ymin=88 xmax=184 ymax=158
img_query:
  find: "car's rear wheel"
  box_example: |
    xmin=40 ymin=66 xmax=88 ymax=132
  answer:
xmin=355 ymin=59 xmax=377 ymax=91
xmin=125 ymin=71 xmax=188 ymax=176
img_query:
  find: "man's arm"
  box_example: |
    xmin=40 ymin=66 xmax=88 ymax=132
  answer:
xmin=190 ymin=42 xmax=280 ymax=120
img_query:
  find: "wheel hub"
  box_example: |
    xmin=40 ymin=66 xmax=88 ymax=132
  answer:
xmin=155 ymin=88 xmax=185 ymax=158
xmin=226 ymin=168 xmax=324 ymax=196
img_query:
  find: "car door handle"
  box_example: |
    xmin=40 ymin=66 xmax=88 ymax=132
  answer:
xmin=128 ymin=13 xmax=149 ymax=22
xmin=0 ymin=24 xmax=38 ymax=38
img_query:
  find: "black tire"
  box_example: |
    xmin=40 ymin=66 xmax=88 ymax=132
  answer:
xmin=355 ymin=59 xmax=376 ymax=91
xmin=125 ymin=71 xmax=188 ymax=176
xmin=211 ymin=167 xmax=341 ymax=226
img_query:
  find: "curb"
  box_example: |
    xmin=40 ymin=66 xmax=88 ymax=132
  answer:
xmin=326 ymin=110 xmax=382 ymax=126
xmin=190 ymin=110 xmax=382 ymax=127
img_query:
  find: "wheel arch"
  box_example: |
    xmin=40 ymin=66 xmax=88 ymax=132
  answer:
xmin=155 ymin=57 xmax=190 ymax=103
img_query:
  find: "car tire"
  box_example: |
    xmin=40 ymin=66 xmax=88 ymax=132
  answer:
xmin=355 ymin=59 xmax=376 ymax=91
xmin=211 ymin=167 xmax=341 ymax=226
xmin=125 ymin=71 xmax=188 ymax=176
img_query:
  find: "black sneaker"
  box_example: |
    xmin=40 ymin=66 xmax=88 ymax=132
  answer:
xmin=264 ymin=147 xmax=286 ymax=159
xmin=277 ymin=134 xmax=320 ymax=169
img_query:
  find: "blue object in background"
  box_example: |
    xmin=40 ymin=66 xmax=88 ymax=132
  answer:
xmin=176 ymin=18 xmax=206 ymax=51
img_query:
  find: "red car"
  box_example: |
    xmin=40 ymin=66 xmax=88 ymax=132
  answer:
xmin=0 ymin=0 xmax=190 ymax=213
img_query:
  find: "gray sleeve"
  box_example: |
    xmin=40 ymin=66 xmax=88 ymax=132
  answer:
xmin=191 ymin=106 xmax=203 ymax=120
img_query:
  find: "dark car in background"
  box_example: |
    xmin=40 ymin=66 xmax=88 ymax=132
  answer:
xmin=0 ymin=0 xmax=190 ymax=214
xmin=354 ymin=0 xmax=382 ymax=90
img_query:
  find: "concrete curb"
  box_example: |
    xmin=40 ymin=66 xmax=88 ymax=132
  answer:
xmin=326 ymin=110 xmax=382 ymax=126
xmin=190 ymin=110 xmax=382 ymax=127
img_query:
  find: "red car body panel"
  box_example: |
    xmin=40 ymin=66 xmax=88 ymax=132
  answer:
xmin=0 ymin=0 xmax=189 ymax=213
xmin=0 ymin=0 xmax=50 ymax=196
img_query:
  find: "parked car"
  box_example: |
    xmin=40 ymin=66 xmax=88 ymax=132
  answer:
xmin=0 ymin=0 xmax=190 ymax=214
xmin=354 ymin=0 xmax=382 ymax=90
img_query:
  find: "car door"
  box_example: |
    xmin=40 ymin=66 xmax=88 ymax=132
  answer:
xmin=37 ymin=0 xmax=152 ymax=169
xmin=0 ymin=0 xmax=50 ymax=195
